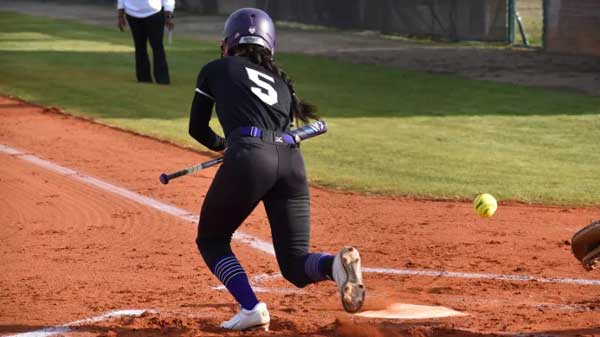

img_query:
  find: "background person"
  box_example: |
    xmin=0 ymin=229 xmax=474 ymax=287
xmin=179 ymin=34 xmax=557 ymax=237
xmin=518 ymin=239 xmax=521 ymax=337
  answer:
xmin=188 ymin=8 xmax=365 ymax=331
xmin=117 ymin=0 xmax=174 ymax=84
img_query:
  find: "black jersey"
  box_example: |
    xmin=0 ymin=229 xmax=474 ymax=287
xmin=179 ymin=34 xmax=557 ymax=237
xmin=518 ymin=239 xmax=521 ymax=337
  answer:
xmin=188 ymin=56 xmax=293 ymax=151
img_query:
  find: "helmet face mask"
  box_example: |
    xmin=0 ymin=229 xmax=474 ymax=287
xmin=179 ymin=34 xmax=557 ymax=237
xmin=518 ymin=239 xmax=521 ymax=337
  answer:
xmin=222 ymin=8 xmax=276 ymax=56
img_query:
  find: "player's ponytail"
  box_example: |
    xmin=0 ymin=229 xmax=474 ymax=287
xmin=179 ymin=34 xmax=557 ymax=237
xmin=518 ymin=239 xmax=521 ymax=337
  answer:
xmin=230 ymin=45 xmax=319 ymax=124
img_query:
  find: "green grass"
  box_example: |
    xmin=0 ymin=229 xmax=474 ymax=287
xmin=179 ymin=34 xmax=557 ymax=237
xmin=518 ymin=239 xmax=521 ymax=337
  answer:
xmin=1 ymin=12 xmax=599 ymax=205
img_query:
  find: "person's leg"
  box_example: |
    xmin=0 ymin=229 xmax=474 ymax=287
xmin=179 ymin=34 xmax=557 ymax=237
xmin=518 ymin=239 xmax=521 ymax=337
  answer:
xmin=263 ymin=194 xmax=334 ymax=287
xmin=126 ymin=14 xmax=152 ymax=82
xmin=196 ymin=138 xmax=276 ymax=311
xmin=265 ymin=145 xmax=364 ymax=313
xmin=263 ymin=146 xmax=334 ymax=288
xmin=146 ymin=11 xmax=170 ymax=84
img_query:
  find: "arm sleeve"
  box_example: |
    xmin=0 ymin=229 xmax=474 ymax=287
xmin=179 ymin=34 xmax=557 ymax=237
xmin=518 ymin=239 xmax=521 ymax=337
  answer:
xmin=189 ymin=67 xmax=226 ymax=152
xmin=117 ymin=0 xmax=124 ymax=9
xmin=162 ymin=0 xmax=175 ymax=12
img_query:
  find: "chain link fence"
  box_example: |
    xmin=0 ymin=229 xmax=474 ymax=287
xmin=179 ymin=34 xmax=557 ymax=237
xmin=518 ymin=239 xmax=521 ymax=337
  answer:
xmin=174 ymin=0 xmax=509 ymax=42
xmin=98 ymin=0 xmax=600 ymax=56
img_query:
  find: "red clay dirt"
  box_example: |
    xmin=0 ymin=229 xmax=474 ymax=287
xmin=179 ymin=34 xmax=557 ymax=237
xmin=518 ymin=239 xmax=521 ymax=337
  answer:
xmin=1 ymin=96 xmax=600 ymax=337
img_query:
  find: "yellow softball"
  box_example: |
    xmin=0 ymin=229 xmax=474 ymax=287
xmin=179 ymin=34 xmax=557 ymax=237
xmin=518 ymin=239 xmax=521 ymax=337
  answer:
xmin=473 ymin=193 xmax=497 ymax=218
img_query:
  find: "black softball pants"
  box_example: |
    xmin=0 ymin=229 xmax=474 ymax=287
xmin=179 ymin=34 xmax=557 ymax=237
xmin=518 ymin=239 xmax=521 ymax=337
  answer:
xmin=196 ymin=131 xmax=313 ymax=288
xmin=126 ymin=11 xmax=170 ymax=84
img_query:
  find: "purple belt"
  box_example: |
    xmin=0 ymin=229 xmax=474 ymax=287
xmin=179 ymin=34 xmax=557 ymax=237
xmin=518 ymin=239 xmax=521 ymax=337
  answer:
xmin=237 ymin=126 xmax=296 ymax=145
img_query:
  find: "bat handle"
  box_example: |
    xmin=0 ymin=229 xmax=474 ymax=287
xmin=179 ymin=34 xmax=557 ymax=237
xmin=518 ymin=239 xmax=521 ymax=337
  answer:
xmin=159 ymin=157 xmax=224 ymax=185
xmin=159 ymin=173 xmax=170 ymax=185
xmin=159 ymin=170 xmax=187 ymax=184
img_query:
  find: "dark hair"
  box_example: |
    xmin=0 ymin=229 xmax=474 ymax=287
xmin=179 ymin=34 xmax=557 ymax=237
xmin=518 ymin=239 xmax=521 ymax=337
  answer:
xmin=229 ymin=45 xmax=319 ymax=124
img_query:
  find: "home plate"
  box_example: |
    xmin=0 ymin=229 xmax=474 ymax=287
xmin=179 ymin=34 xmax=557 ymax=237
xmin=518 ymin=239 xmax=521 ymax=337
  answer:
xmin=356 ymin=303 xmax=467 ymax=319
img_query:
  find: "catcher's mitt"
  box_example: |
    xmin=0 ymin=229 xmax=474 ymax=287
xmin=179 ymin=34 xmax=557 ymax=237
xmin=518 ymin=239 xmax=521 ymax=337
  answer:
xmin=571 ymin=220 xmax=600 ymax=271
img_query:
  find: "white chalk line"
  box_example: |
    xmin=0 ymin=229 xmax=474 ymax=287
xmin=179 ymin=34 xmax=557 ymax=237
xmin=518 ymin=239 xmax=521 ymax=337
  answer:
xmin=5 ymin=309 xmax=151 ymax=337
xmin=3 ymin=143 xmax=600 ymax=287
xmin=363 ymin=267 xmax=600 ymax=286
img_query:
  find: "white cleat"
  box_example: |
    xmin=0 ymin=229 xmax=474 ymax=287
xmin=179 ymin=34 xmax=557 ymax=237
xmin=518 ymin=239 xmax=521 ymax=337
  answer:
xmin=220 ymin=302 xmax=270 ymax=331
xmin=332 ymin=246 xmax=365 ymax=313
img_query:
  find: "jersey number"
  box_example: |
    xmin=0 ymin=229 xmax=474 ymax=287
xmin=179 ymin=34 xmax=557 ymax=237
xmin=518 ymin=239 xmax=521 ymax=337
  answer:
xmin=245 ymin=67 xmax=278 ymax=106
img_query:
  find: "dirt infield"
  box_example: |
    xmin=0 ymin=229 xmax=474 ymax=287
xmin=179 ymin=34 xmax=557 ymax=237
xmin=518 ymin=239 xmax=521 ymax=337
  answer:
xmin=2 ymin=96 xmax=600 ymax=336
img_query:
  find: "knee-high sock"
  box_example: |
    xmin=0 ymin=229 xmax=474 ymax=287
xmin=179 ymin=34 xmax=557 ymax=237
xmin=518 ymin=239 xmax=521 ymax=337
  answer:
xmin=304 ymin=253 xmax=334 ymax=282
xmin=212 ymin=254 xmax=259 ymax=310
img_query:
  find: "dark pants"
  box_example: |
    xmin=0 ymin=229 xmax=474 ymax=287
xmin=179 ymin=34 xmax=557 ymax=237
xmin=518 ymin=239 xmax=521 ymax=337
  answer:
xmin=126 ymin=11 xmax=170 ymax=84
xmin=196 ymin=131 xmax=313 ymax=288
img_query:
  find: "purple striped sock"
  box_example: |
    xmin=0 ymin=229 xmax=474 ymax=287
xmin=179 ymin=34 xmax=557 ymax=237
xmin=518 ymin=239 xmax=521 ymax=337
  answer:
xmin=304 ymin=253 xmax=334 ymax=282
xmin=212 ymin=254 xmax=258 ymax=310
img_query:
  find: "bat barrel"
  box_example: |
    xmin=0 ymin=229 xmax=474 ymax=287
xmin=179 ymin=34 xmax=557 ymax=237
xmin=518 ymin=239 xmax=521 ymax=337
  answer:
xmin=291 ymin=120 xmax=327 ymax=142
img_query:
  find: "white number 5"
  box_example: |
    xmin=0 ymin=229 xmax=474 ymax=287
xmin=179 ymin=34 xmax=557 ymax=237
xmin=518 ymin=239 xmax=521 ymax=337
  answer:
xmin=245 ymin=67 xmax=278 ymax=106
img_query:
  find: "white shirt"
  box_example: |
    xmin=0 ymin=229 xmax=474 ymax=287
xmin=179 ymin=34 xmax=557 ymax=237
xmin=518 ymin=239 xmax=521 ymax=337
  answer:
xmin=117 ymin=0 xmax=175 ymax=18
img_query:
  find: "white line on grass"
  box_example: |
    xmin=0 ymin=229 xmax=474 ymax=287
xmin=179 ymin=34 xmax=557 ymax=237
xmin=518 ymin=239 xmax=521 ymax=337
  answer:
xmin=3 ymin=143 xmax=600 ymax=287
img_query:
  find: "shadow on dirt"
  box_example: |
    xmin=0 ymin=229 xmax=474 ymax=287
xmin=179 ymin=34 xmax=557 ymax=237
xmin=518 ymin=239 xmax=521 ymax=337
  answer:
xmin=332 ymin=319 xmax=600 ymax=337
xmin=2 ymin=313 xmax=600 ymax=337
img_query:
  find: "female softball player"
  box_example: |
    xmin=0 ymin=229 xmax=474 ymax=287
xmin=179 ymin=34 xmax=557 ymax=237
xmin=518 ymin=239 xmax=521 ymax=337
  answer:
xmin=188 ymin=8 xmax=365 ymax=331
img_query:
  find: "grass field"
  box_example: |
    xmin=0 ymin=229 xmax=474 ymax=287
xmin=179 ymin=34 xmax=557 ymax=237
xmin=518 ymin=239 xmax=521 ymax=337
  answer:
xmin=1 ymin=12 xmax=599 ymax=205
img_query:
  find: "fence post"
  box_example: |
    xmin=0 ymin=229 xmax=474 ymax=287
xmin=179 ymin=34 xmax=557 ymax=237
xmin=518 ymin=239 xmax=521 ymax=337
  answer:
xmin=507 ymin=0 xmax=515 ymax=43
xmin=542 ymin=0 xmax=547 ymax=49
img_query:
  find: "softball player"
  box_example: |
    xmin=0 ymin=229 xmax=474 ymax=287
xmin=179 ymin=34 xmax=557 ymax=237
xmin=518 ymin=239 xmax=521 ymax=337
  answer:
xmin=189 ymin=8 xmax=365 ymax=331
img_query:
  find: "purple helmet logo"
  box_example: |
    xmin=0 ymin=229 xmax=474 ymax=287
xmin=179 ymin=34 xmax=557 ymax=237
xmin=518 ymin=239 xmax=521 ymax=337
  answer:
xmin=223 ymin=8 xmax=276 ymax=55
